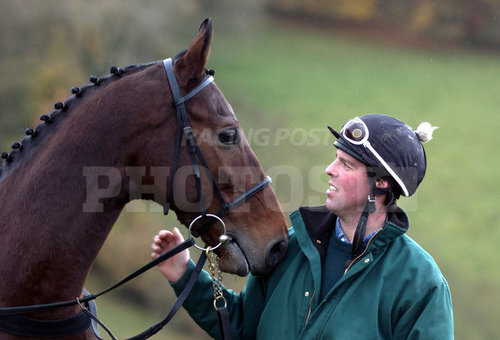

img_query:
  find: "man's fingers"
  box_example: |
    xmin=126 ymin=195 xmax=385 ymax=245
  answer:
xmin=172 ymin=227 xmax=185 ymax=242
xmin=151 ymin=228 xmax=185 ymax=258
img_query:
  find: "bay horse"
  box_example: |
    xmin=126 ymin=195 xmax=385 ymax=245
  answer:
xmin=0 ymin=19 xmax=288 ymax=339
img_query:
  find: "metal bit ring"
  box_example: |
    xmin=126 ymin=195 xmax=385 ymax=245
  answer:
xmin=188 ymin=214 xmax=227 ymax=252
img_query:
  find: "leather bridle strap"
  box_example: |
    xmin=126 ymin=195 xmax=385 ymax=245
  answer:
xmin=0 ymin=239 xmax=195 ymax=316
xmin=162 ymin=58 xmax=272 ymax=238
xmin=192 ymin=176 xmax=272 ymax=238
xmin=0 ymin=311 xmax=91 ymax=338
xmin=0 ymin=239 xmax=203 ymax=340
xmin=163 ymin=57 xmax=225 ymax=217
xmin=126 ymin=250 xmax=207 ymax=340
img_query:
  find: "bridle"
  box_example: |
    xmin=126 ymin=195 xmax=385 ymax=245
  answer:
xmin=162 ymin=57 xmax=272 ymax=238
xmin=0 ymin=58 xmax=272 ymax=339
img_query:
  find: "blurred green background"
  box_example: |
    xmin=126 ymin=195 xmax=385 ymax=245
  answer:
xmin=1 ymin=1 xmax=499 ymax=339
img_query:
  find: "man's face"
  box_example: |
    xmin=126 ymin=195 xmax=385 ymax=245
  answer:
xmin=325 ymin=149 xmax=370 ymax=216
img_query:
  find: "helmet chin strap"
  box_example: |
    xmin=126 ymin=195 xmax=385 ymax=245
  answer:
xmin=346 ymin=175 xmax=390 ymax=268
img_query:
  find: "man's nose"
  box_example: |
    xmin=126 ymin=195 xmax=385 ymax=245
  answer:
xmin=325 ymin=161 xmax=337 ymax=177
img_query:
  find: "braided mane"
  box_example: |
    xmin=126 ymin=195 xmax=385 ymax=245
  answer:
xmin=0 ymin=61 xmax=156 ymax=182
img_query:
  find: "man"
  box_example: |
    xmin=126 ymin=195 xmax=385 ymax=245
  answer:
xmin=152 ymin=114 xmax=454 ymax=339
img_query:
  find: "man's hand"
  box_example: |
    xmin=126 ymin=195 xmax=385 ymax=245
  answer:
xmin=151 ymin=227 xmax=190 ymax=283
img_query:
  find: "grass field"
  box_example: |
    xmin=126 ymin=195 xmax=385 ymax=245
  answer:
xmin=2 ymin=16 xmax=498 ymax=339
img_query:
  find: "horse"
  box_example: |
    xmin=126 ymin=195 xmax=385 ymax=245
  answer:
xmin=0 ymin=18 xmax=288 ymax=339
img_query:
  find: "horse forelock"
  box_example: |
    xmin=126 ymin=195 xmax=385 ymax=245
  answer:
xmin=0 ymin=61 xmax=157 ymax=183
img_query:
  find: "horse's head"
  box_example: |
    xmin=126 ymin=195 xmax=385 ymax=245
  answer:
xmin=149 ymin=19 xmax=288 ymax=276
xmin=165 ymin=19 xmax=289 ymax=276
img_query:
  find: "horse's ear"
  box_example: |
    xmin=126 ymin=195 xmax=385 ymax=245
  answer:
xmin=175 ymin=18 xmax=212 ymax=83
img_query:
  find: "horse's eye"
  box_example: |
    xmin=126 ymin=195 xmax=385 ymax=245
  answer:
xmin=218 ymin=128 xmax=239 ymax=145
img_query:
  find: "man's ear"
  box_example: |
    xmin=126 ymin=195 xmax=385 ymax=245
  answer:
xmin=375 ymin=177 xmax=390 ymax=189
xmin=375 ymin=177 xmax=396 ymax=206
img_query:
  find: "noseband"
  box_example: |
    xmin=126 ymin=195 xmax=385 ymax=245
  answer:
xmin=162 ymin=57 xmax=271 ymax=238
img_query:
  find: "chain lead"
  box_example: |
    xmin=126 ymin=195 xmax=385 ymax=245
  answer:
xmin=206 ymin=248 xmax=227 ymax=311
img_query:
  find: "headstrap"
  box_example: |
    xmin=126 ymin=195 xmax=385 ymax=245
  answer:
xmin=162 ymin=58 xmax=220 ymax=217
xmin=163 ymin=58 xmax=214 ymax=107
xmin=161 ymin=58 xmax=272 ymax=240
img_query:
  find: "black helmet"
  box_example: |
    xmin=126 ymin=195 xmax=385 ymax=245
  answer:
xmin=328 ymin=113 xmax=437 ymax=265
xmin=328 ymin=113 xmax=436 ymax=197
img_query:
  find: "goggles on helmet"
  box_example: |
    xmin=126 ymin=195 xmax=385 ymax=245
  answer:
xmin=340 ymin=117 xmax=410 ymax=197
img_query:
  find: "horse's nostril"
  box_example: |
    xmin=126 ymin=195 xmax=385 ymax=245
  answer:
xmin=266 ymin=238 xmax=288 ymax=268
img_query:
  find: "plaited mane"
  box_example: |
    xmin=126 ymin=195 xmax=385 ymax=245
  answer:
xmin=0 ymin=62 xmax=156 ymax=182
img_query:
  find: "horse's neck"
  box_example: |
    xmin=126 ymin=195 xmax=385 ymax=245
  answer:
xmin=0 ymin=62 xmax=174 ymax=308
xmin=0 ymin=118 xmax=127 ymax=308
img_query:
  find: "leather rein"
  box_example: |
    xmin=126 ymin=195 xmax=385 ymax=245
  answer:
xmin=0 ymin=58 xmax=271 ymax=339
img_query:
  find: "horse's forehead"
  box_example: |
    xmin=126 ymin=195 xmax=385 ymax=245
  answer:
xmin=201 ymin=84 xmax=238 ymax=121
xmin=222 ymin=100 xmax=237 ymax=122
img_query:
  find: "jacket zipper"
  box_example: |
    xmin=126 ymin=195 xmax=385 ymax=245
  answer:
xmin=304 ymin=290 xmax=315 ymax=326
xmin=344 ymin=229 xmax=382 ymax=274
xmin=303 ymin=231 xmax=382 ymax=327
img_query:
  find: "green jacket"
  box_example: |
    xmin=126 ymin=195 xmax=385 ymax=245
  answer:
xmin=172 ymin=206 xmax=453 ymax=339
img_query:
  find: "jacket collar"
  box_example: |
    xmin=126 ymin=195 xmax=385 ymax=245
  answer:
xmin=295 ymin=205 xmax=409 ymax=261
xmin=367 ymin=205 xmax=408 ymax=253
